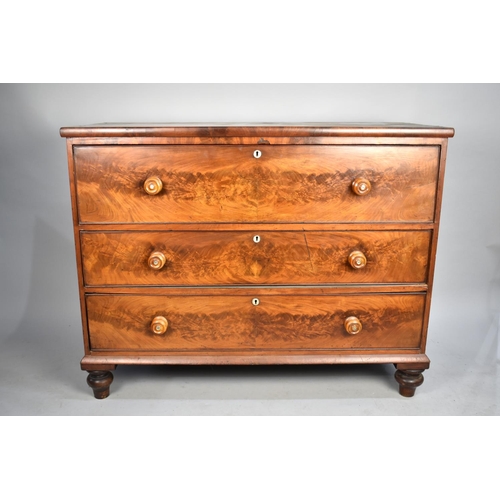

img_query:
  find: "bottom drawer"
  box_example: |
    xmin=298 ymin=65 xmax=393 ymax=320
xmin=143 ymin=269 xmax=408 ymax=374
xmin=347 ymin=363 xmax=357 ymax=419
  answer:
xmin=87 ymin=293 xmax=425 ymax=351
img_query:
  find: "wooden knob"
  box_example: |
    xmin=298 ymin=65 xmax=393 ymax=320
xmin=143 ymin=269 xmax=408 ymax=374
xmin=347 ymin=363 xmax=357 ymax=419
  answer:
xmin=148 ymin=251 xmax=166 ymax=270
xmin=344 ymin=316 xmax=362 ymax=335
xmin=151 ymin=316 xmax=168 ymax=335
xmin=144 ymin=176 xmax=163 ymax=195
xmin=351 ymin=177 xmax=371 ymax=196
xmin=348 ymin=250 xmax=367 ymax=269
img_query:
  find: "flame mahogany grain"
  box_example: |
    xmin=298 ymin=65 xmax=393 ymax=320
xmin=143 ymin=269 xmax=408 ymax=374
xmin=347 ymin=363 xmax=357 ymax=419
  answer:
xmin=86 ymin=293 xmax=425 ymax=351
xmin=81 ymin=230 xmax=431 ymax=286
xmin=74 ymin=145 xmax=439 ymax=223
xmin=61 ymin=123 xmax=454 ymax=398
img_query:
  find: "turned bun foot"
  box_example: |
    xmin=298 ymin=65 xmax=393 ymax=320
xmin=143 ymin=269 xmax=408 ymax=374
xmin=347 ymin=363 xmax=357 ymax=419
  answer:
xmin=87 ymin=370 xmax=114 ymax=399
xmin=395 ymin=369 xmax=425 ymax=397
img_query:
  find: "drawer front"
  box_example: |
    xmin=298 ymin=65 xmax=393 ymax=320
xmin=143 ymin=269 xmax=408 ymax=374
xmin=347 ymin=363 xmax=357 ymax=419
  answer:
xmin=81 ymin=230 xmax=431 ymax=286
xmin=74 ymin=145 xmax=439 ymax=223
xmin=86 ymin=293 xmax=425 ymax=351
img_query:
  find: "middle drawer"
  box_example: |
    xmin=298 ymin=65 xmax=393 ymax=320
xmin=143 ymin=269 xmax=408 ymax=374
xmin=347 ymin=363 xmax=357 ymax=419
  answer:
xmin=81 ymin=230 xmax=431 ymax=286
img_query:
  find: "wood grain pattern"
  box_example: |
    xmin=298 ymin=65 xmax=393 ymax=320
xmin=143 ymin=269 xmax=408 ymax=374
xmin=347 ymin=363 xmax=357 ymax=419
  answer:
xmin=61 ymin=123 xmax=455 ymax=138
xmin=65 ymin=136 xmax=450 ymax=147
xmin=81 ymin=353 xmax=431 ymax=366
xmin=74 ymin=145 xmax=439 ymax=223
xmin=81 ymin=230 xmax=431 ymax=286
xmin=419 ymin=139 xmax=450 ymax=353
xmin=85 ymin=284 xmax=428 ymax=295
xmin=77 ymin=222 xmax=435 ymax=231
xmin=86 ymin=293 xmax=425 ymax=351
xmin=62 ymin=123 xmax=453 ymax=397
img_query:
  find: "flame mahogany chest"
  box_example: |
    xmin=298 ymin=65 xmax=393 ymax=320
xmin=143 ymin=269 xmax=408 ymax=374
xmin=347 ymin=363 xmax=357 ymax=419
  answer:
xmin=60 ymin=123 xmax=454 ymax=398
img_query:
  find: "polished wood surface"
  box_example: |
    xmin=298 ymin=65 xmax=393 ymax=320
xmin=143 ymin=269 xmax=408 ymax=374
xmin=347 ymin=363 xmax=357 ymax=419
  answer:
xmin=81 ymin=353 xmax=430 ymax=366
xmin=61 ymin=122 xmax=456 ymax=138
xmin=150 ymin=315 xmax=169 ymax=335
xmin=395 ymin=368 xmax=425 ymax=397
xmin=74 ymin=145 xmax=439 ymax=223
xmin=344 ymin=316 xmax=362 ymax=335
xmin=86 ymin=293 xmax=425 ymax=351
xmin=351 ymin=177 xmax=372 ymax=196
xmin=86 ymin=370 xmax=114 ymax=399
xmin=81 ymin=230 xmax=431 ymax=286
xmin=61 ymin=122 xmax=453 ymax=398
xmin=148 ymin=251 xmax=167 ymax=270
xmin=83 ymin=284 xmax=429 ymax=295
xmin=348 ymin=250 xmax=367 ymax=269
xmin=143 ymin=176 xmax=163 ymax=195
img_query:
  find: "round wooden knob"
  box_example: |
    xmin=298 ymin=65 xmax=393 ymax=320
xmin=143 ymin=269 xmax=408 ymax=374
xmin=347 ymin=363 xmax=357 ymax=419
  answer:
xmin=348 ymin=250 xmax=367 ymax=269
xmin=144 ymin=176 xmax=163 ymax=195
xmin=351 ymin=177 xmax=371 ymax=196
xmin=151 ymin=316 xmax=168 ymax=335
xmin=344 ymin=316 xmax=362 ymax=335
xmin=148 ymin=251 xmax=166 ymax=270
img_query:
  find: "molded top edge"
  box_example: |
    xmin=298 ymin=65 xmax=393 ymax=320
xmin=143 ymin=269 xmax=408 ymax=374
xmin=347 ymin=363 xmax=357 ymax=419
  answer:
xmin=60 ymin=122 xmax=455 ymax=138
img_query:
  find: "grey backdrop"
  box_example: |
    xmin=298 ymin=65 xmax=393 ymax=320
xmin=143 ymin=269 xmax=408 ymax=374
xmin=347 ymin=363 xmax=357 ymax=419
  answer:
xmin=1 ymin=83 xmax=498 ymax=415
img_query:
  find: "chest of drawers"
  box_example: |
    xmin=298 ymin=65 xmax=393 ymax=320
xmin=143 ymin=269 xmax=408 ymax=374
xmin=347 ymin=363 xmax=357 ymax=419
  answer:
xmin=60 ymin=123 xmax=454 ymax=398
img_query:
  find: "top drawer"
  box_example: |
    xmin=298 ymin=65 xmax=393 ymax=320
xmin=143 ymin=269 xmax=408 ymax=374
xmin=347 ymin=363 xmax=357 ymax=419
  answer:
xmin=73 ymin=145 xmax=440 ymax=223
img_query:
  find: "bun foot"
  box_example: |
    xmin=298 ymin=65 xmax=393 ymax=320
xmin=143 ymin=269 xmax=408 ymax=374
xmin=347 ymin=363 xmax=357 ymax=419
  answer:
xmin=395 ymin=369 xmax=425 ymax=397
xmin=87 ymin=370 xmax=114 ymax=399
